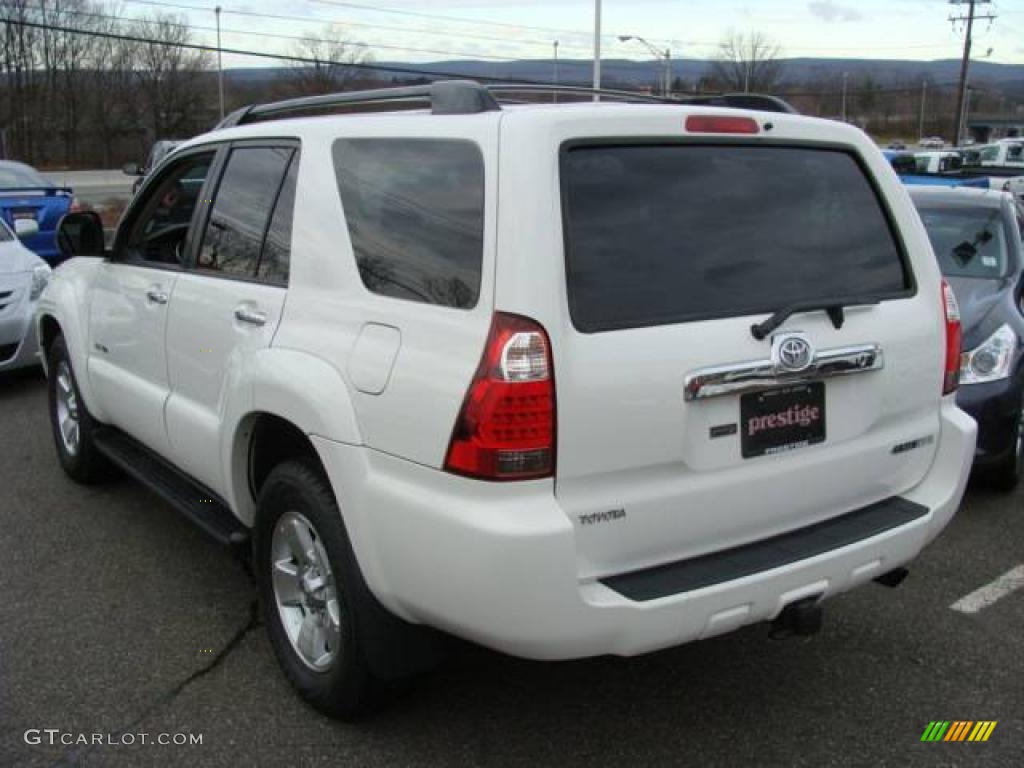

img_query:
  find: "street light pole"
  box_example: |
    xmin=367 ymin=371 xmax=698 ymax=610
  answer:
xmin=215 ymin=6 xmax=225 ymax=121
xmin=593 ymin=0 xmax=602 ymax=100
xmin=619 ymin=35 xmax=670 ymax=97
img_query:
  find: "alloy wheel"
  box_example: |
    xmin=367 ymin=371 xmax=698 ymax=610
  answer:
xmin=270 ymin=510 xmax=342 ymax=672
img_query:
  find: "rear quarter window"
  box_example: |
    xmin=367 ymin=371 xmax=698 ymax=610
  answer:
xmin=562 ymin=143 xmax=912 ymax=332
xmin=333 ymin=138 xmax=485 ymax=310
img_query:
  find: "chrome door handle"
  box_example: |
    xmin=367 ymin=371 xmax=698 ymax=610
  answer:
xmin=234 ymin=305 xmax=267 ymax=326
xmin=145 ymin=287 xmax=169 ymax=305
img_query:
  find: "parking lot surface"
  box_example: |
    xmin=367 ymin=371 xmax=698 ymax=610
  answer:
xmin=0 ymin=367 xmax=1020 ymax=767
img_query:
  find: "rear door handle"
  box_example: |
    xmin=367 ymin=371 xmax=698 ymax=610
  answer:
xmin=234 ymin=305 xmax=267 ymax=326
xmin=145 ymin=286 xmax=169 ymax=305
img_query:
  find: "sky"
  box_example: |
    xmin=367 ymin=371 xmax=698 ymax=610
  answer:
xmin=115 ymin=0 xmax=1024 ymax=68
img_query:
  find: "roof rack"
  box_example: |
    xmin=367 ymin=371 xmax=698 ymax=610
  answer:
xmin=217 ymin=80 xmax=501 ymax=128
xmin=215 ymin=79 xmax=797 ymax=129
xmin=484 ymin=84 xmax=797 ymax=114
xmin=487 ymin=83 xmax=671 ymax=104
xmin=680 ymin=92 xmax=798 ymax=114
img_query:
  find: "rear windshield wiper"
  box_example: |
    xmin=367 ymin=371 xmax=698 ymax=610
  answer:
xmin=750 ymin=295 xmax=884 ymax=340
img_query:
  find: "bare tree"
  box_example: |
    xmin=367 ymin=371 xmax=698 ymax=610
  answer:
xmin=127 ymin=13 xmax=212 ymax=144
xmin=288 ymin=25 xmax=374 ymax=96
xmin=708 ymin=30 xmax=784 ymax=93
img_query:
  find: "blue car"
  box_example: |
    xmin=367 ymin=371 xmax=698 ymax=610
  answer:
xmin=0 ymin=160 xmax=75 ymax=265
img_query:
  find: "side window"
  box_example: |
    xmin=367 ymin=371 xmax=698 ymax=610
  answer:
xmin=333 ymin=138 xmax=484 ymax=309
xmin=122 ymin=152 xmax=214 ymax=266
xmin=257 ymin=153 xmax=298 ymax=285
xmin=197 ymin=146 xmax=294 ymax=279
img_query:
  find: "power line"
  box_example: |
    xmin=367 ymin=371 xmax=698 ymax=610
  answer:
xmin=307 ymin=0 xmax=681 ymax=49
xmin=123 ymin=0 xmax=969 ymax=56
xmin=120 ymin=0 xmax=602 ymax=55
xmin=0 ymin=4 xmax=536 ymax=62
xmin=0 ymin=16 xmax=551 ymax=84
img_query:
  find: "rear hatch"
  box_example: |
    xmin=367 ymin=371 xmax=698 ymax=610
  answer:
xmin=525 ymin=115 xmax=944 ymax=580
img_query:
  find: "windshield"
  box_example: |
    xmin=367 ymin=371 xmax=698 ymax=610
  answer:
xmin=916 ymin=206 xmax=1009 ymax=279
xmin=0 ymin=163 xmax=50 ymax=189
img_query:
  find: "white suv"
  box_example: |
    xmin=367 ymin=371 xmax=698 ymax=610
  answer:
xmin=36 ymin=82 xmax=976 ymax=717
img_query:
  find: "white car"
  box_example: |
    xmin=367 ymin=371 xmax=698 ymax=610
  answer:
xmin=919 ymin=136 xmax=946 ymax=149
xmin=36 ymin=82 xmax=976 ymax=717
xmin=913 ymin=151 xmax=964 ymax=174
xmin=0 ymin=218 xmax=50 ymax=373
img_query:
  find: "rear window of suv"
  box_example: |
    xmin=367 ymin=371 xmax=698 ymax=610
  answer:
xmin=562 ymin=144 xmax=912 ymax=332
xmin=334 ymin=138 xmax=484 ymax=310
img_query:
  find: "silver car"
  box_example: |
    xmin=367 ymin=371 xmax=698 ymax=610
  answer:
xmin=0 ymin=218 xmax=50 ymax=372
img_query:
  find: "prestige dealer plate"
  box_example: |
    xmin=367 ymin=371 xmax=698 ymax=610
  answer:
xmin=740 ymin=382 xmax=825 ymax=459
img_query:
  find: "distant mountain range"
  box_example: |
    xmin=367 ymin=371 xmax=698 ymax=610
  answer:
xmin=226 ymin=58 xmax=1024 ymax=91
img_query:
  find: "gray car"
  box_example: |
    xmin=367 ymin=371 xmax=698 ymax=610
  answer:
xmin=910 ymin=185 xmax=1024 ymax=489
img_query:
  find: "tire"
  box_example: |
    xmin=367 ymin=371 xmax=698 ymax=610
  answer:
xmin=46 ymin=335 xmax=110 ymax=484
xmin=254 ymin=460 xmax=383 ymax=718
xmin=988 ymin=399 xmax=1024 ymax=493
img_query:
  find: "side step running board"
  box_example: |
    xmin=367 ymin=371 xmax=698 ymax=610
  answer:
xmin=93 ymin=428 xmax=250 ymax=550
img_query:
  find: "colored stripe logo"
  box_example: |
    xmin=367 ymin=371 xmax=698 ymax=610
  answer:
xmin=921 ymin=721 xmax=997 ymax=742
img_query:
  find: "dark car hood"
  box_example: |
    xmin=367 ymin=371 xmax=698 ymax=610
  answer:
xmin=946 ymin=276 xmax=1011 ymax=344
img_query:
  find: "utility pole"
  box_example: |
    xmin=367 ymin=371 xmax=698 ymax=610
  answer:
xmin=841 ymin=72 xmax=848 ymax=122
xmin=553 ymin=40 xmax=559 ymax=103
xmin=593 ymin=0 xmax=602 ymax=100
xmin=960 ymin=85 xmax=972 ymax=144
xmin=950 ymin=0 xmax=995 ymax=146
xmin=215 ymin=6 xmax=225 ymax=121
xmin=918 ymin=80 xmax=927 ymax=139
xmin=664 ymin=48 xmax=672 ymax=97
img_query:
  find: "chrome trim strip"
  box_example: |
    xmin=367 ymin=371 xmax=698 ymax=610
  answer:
xmin=684 ymin=343 xmax=884 ymax=401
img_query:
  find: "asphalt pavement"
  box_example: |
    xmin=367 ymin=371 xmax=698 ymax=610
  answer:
xmin=0 ymin=366 xmax=1021 ymax=767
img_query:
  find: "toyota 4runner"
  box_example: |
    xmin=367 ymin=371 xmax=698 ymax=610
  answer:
xmin=36 ymin=81 xmax=976 ymax=717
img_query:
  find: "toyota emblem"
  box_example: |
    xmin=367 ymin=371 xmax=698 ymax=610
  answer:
xmin=773 ymin=334 xmax=813 ymax=373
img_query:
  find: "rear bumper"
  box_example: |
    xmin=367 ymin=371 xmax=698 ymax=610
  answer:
xmin=312 ymin=401 xmax=975 ymax=660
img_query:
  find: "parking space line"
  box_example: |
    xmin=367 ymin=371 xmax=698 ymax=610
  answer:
xmin=950 ymin=565 xmax=1024 ymax=614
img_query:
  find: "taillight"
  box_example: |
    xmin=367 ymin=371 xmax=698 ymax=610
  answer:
xmin=69 ymin=197 xmax=83 ymax=212
xmin=444 ymin=312 xmax=555 ymax=481
xmin=685 ymin=115 xmax=760 ymax=134
xmin=942 ymin=279 xmax=962 ymax=395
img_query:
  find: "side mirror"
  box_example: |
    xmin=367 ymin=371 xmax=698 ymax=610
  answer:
xmin=122 ymin=162 xmax=143 ymax=176
xmin=56 ymin=212 xmax=106 ymax=258
xmin=13 ymin=218 xmax=39 ymax=238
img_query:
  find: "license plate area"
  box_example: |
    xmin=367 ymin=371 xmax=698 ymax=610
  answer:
xmin=741 ymin=382 xmax=825 ymax=458
xmin=12 ymin=209 xmax=37 ymax=221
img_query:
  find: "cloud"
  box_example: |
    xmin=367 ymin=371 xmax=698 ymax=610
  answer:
xmin=808 ymin=1 xmax=864 ymax=23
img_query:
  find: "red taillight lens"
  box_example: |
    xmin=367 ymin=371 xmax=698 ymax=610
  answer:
xmin=942 ymin=279 xmax=962 ymax=395
xmin=685 ymin=115 xmax=760 ymax=134
xmin=69 ymin=196 xmax=83 ymax=212
xmin=444 ymin=312 xmax=555 ymax=481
